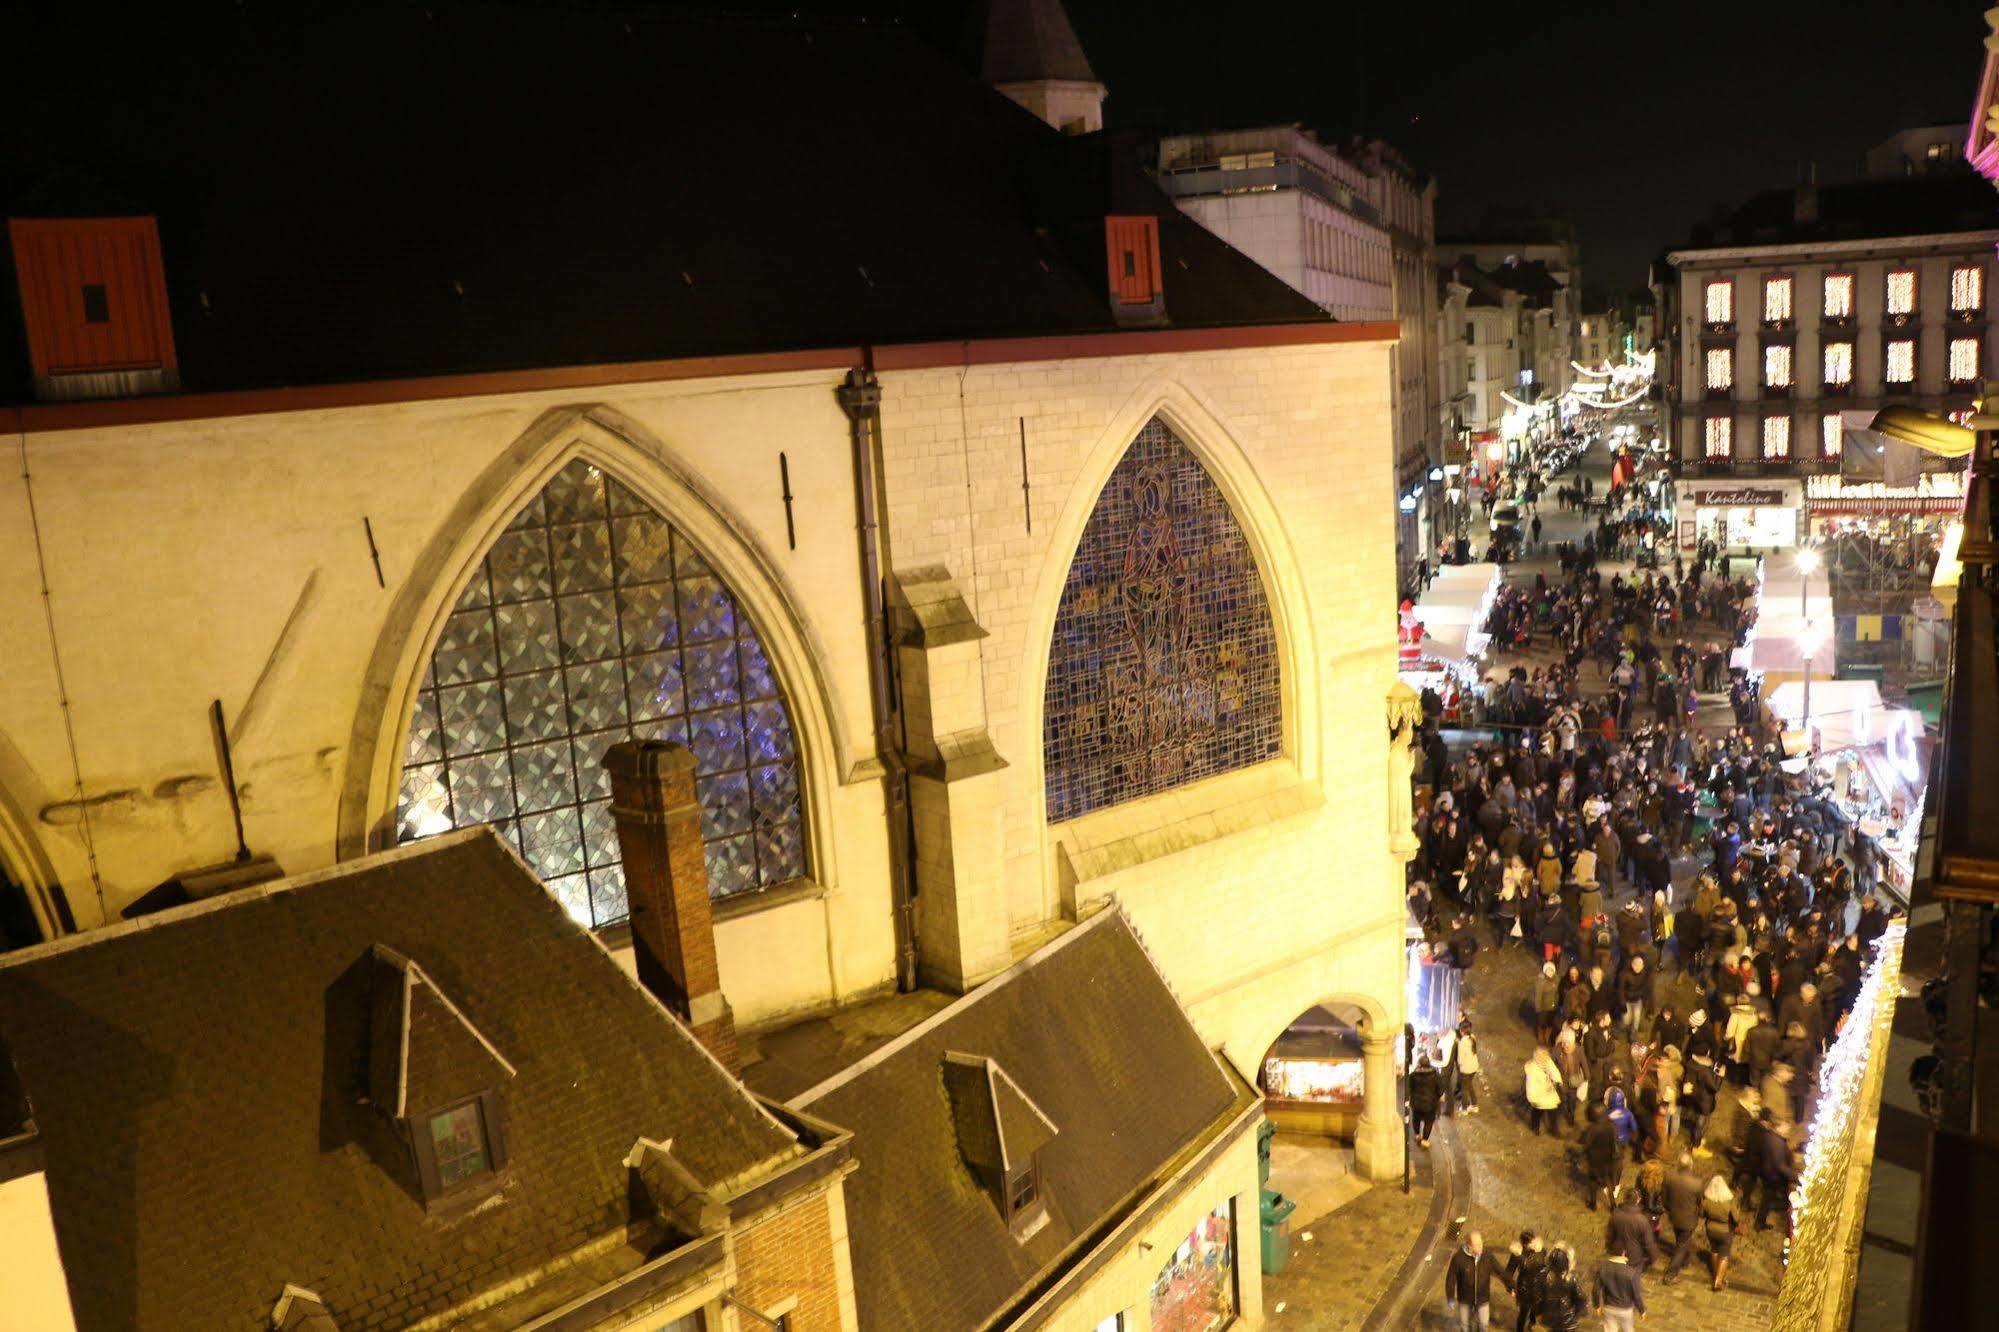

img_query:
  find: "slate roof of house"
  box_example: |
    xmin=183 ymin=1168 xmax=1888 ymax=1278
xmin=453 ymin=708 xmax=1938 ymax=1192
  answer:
xmin=0 ymin=828 xmax=802 ymax=1332
xmin=979 ymin=0 xmax=1100 ymax=84
xmin=793 ymin=908 xmax=1249 ymax=1332
xmin=1684 ymin=174 xmax=1999 ymax=250
xmin=0 ymin=5 xmax=1327 ymax=406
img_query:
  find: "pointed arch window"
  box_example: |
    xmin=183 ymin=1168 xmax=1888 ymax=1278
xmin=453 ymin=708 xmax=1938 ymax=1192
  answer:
xmin=1042 ymin=417 xmax=1282 ymax=823
xmin=396 ymin=459 xmax=807 ymax=927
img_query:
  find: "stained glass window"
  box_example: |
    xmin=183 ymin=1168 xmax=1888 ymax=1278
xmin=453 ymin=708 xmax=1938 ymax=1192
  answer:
xmin=1042 ymin=417 xmax=1281 ymax=823
xmin=397 ymin=459 xmax=807 ymax=926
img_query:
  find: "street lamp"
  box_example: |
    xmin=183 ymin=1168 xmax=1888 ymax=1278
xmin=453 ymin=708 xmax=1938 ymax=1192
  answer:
xmin=1799 ymin=620 xmax=1827 ymax=751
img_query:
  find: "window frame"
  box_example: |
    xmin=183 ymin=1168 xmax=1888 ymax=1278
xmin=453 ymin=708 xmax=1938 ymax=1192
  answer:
xmin=1761 ymin=274 xmax=1794 ymax=327
xmin=1703 ymin=416 xmax=1733 ymax=460
xmin=1949 ymin=334 xmax=1982 ymax=386
xmin=1702 ymin=278 xmax=1734 ymax=328
xmin=1003 ymin=1155 xmax=1048 ymax=1237
xmin=1821 ymin=413 xmax=1844 ymax=460
xmin=1821 ymin=340 xmax=1854 ymax=390
xmin=1762 ymin=342 xmax=1793 ymax=390
xmin=1884 ymin=337 xmax=1917 ymax=385
xmin=1950 ymin=264 xmax=1985 ymax=317
xmin=1760 ymin=414 xmax=1791 ymax=461
xmin=1703 ymin=346 xmax=1733 ymax=394
xmin=1821 ymin=271 xmax=1854 ymax=323
xmin=410 ymin=1090 xmax=509 ymax=1205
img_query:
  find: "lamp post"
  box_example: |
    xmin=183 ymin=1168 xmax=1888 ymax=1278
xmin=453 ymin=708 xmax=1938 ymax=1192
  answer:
xmin=1799 ymin=620 xmax=1826 ymax=753
xmin=1796 ymin=546 xmax=1820 ymax=619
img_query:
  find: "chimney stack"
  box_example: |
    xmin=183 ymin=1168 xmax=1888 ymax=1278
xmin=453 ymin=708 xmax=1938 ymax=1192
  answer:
xmin=605 ymin=740 xmax=738 ymax=1074
xmin=1794 ymin=162 xmax=1819 ymax=225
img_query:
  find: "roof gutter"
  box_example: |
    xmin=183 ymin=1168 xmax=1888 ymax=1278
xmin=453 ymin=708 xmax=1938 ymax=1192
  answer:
xmin=0 ymin=321 xmax=1398 ymax=435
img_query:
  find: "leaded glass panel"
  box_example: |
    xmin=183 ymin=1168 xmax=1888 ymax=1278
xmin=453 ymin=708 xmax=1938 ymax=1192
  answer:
xmin=1042 ymin=417 xmax=1282 ymax=823
xmin=397 ymin=459 xmax=808 ymax=926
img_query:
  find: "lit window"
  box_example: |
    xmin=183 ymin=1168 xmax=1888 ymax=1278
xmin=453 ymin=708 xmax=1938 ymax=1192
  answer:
xmin=1761 ymin=415 xmax=1791 ymax=459
xmin=1763 ymin=344 xmax=1792 ymax=387
xmin=429 ymin=1102 xmax=492 ymax=1189
xmin=1763 ymin=276 xmax=1793 ymax=323
xmin=1821 ymin=414 xmax=1843 ymax=458
xmin=1044 ymin=416 xmax=1282 ymax=823
xmin=1704 ymin=280 xmax=1733 ymax=325
xmin=1149 ymin=1202 xmax=1236 ymax=1332
xmin=1704 ymin=347 xmax=1733 ymax=390
xmin=1822 ymin=273 xmax=1853 ymax=320
xmin=396 ymin=459 xmax=809 ymax=926
xmin=1822 ymin=342 xmax=1853 ymax=386
xmin=1704 ymin=417 xmax=1733 ymax=459
xmin=1950 ymin=336 xmax=1981 ymax=383
xmin=1886 ymin=269 xmax=1917 ymax=317
xmin=1951 ymin=265 xmax=1984 ymax=313
xmin=1886 ymin=339 xmax=1916 ymax=384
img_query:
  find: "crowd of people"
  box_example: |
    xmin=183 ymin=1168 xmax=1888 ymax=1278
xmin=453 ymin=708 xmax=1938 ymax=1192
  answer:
xmin=1402 ymin=435 xmax=1904 ymax=1329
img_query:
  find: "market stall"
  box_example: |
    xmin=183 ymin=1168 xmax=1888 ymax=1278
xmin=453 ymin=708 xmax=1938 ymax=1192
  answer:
xmin=1403 ymin=562 xmax=1499 ymax=688
xmin=1260 ymin=1006 xmax=1365 ymax=1140
xmin=1675 ymin=479 xmax=1805 ymax=552
xmin=1766 ymin=680 xmax=1928 ymax=904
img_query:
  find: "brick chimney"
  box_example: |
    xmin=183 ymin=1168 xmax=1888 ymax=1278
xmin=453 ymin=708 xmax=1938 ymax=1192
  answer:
xmin=604 ymin=739 xmax=739 ymax=1074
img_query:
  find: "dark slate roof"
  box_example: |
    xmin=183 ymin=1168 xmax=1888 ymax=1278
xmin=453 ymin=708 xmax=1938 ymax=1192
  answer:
xmin=0 ymin=828 xmax=802 ymax=1332
xmin=0 ymin=5 xmax=1324 ymax=406
xmin=979 ymin=0 xmax=1099 ymax=84
xmin=1686 ymin=174 xmax=1999 ymax=250
xmin=794 ymin=909 xmax=1246 ymax=1332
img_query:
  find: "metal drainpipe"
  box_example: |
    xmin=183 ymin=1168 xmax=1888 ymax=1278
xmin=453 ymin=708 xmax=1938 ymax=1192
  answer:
xmin=837 ymin=364 xmax=919 ymax=992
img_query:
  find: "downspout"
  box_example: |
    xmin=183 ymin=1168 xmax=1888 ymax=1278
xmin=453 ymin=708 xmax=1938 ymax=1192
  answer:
xmin=837 ymin=363 xmax=919 ymax=992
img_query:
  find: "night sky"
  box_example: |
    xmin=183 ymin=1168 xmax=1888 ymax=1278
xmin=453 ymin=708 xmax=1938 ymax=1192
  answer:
xmin=748 ymin=0 xmax=1983 ymax=293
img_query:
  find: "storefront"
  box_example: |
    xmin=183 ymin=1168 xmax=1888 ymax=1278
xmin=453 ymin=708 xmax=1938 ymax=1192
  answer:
xmin=1676 ymin=481 xmax=1804 ymax=552
xmin=1148 ymin=1201 xmax=1237 ymax=1332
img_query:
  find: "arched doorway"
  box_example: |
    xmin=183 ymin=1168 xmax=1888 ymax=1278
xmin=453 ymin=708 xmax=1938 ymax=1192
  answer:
xmin=1259 ymin=1001 xmax=1373 ymax=1141
xmin=1256 ymin=996 xmax=1405 ymax=1203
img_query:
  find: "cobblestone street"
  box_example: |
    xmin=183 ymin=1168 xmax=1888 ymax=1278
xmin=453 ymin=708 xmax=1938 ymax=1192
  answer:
xmin=1262 ymin=1146 xmax=1437 ymax=1329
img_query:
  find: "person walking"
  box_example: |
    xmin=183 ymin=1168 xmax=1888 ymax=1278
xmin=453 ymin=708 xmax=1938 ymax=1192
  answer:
xmin=1410 ymin=1055 xmax=1444 ymax=1148
xmin=1592 ymin=1242 xmax=1647 ymax=1331
xmin=1702 ymin=1174 xmax=1742 ymax=1291
xmin=1444 ymin=1230 xmax=1499 ymax=1331
xmin=1538 ymin=1247 xmax=1587 ymax=1332
xmin=1605 ymin=1186 xmax=1659 ymax=1271
xmin=1455 ymin=1021 xmax=1483 ymax=1114
xmin=1661 ymin=1153 xmax=1705 ymax=1283
xmin=1502 ymin=1232 xmax=1547 ymax=1332
xmin=1525 ymin=1044 xmax=1564 ymax=1135
xmin=1582 ymin=1103 xmax=1621 ymax=1212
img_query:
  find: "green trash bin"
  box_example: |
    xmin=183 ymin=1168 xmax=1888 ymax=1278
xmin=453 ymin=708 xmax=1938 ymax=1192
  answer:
xmin=1260 ymin=1187 xmax=1297 ymax=1275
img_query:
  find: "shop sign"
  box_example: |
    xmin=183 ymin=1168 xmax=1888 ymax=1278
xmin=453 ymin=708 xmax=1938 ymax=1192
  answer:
xmin=1685 ymin=486 xmax=1787 ymax=507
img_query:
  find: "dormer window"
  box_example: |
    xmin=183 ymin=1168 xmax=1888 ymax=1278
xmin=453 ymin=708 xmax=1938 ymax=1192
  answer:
xmin=941 ymin=1050 xmax=1058 ymax=1240
xmin=365 ymin=945 xmax=517 ymax=1208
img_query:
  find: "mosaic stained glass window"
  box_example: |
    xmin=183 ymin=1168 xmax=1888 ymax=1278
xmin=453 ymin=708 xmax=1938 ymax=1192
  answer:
xmin=396 ymin=459 xmax=807 ymax=927
xmin=1042 ymin=417 xmax=1281 ymax=823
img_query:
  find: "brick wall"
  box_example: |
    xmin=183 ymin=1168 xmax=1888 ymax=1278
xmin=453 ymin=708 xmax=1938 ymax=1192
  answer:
xmin=732 ymin=1185 xmax=847 ymax=1332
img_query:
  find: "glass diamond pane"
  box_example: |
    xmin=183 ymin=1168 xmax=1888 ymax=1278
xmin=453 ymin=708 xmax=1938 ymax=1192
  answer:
xmin=547 ymin=873 xmax=592 ymax=927
xmin=447 ymin=752 xmax=514 ymax=824
xmin=676 ymin=575 xmax=735 ymax=643
xmin=543 ymin=460 xmax=607 ymax=525
xmin=397 ymin=763 xmax=452 ymax=841
xmin=698 ymin=771 xmax=753 ymax=839
xmin=433 ymin=610 xmax=498 ymax=687
xmin=644 ymin=717 xmax=692 ymax=751
xmin=705 ymin=833 xmax=756 ymax=898
xmin=551 ymin=523 xmax=614 ymax=594
xmin=750 ymin=762 xmax=799 ymax=821
xmin=674 ymin=539 xmax=711 ymax=578
xmin=756 ymin=816 xmax=807 ymax=883
xmin=613 ymin=514 xmax=674 ymax=585
xmin=581 ymin=800 xmax=620 ymax=868
xmin=454 ymin=566 xmax=492 ymax=611
xmin=589 ymin=867 xmax=630 ymax=926
xmin=438 ymin=680 xmax=506 ymax=758
xmin=503 ymin=669 xmax=568 ymax=742
xmin=505 ymin=492 xmax=545 ymax=531
xmin=520 ymin=808 xmax=586 ymax=879
xmin=406 ymin=690 xmax=444 ymax=764
xmin=514 ymin=740 xmax=577 ymax=814
xmin=571 ymin=729 xmax=625 ymax=801
xmin=738 ymin=630 xmax=778 ymax=702
xmin=618 ymin=582 xmax=679 ymax=653
xmin=685 ymin=639 xmax=740 ymax=711
xmin=744 ymin=699 xmax=795 ymax=762
xmin=488 ymin=529 xmax=553 ymax=604
xmin=689 ymin=710 xmax=745 ymax=776
xmin=495 ymin=600 xmax=560 ymax=674
xmin=565 ymin=659 xmax=630 ymax=733
xmin=557 ymin=591 xmax=621 ymax=663
xmin=605 ymin=478 xmax=647 ymax=517
xmin=627 ymin=652 xmax=686 ymax=721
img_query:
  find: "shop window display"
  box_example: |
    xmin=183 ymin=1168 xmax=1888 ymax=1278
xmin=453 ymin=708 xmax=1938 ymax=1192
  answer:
xmin=1043 ymin=416 xmax=1282 ymax=823
xmin=396 ymin=459 xmax=808 ymax=926
xmin=1149 ymin=1202 xmax=1236 ymax=1332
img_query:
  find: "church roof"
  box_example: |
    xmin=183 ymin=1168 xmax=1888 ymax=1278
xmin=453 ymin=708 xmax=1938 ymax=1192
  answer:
xmin=0 ymin=6 xmax=1326 ymax=408
xmin=980 ymin=0 xmax=1100 ymax=85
